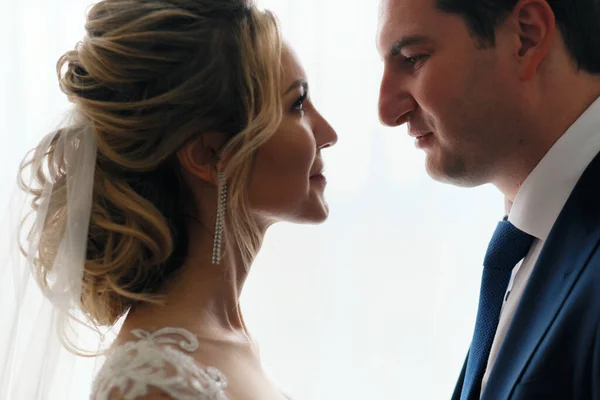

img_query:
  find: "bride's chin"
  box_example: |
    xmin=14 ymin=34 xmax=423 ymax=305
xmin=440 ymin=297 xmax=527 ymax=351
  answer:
xmin=300 ymin=203 xmax=331 ymax=225
xmin=264 ymin=195 xmax=331 ymax=226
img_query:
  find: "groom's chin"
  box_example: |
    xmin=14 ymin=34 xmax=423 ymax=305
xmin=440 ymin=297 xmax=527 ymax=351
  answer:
xmin=425 ymin=157 xmax=483 ymax=188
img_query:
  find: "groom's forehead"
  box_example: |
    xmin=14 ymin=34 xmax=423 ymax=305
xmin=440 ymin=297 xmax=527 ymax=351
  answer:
xmin=377 ymin=0 xmax=445 ymax=57
xmin=379 ymin=0 xmax=437 ymax=22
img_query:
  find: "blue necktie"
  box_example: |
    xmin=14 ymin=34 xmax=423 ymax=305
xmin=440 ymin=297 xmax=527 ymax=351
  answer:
xmin=461 ymin=219 xmax=534 ymax=400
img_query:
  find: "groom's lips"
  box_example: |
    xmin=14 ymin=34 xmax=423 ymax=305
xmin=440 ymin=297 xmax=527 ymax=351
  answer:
xmin=409 ymin=131 xmax=434 ymax=148
xmin=408 ymin=130 xmax=432 ymax=138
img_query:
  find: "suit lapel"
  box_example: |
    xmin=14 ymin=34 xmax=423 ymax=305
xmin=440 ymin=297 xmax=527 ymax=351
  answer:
xmin=481 ymin=152 xmax=600 ymax=399
xmin=452 ymin=352 xmax=469 ymax=400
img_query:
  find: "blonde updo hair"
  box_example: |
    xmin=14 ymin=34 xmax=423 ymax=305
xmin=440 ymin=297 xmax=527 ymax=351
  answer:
xmin=20 ymin=0 xmax=283 ymax=327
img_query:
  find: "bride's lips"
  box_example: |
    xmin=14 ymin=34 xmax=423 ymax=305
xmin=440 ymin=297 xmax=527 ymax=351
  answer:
xmin=310 ymin=159 xmax=326 ymax=183
xmin=310 ymin=173 xmax=326 ymax=184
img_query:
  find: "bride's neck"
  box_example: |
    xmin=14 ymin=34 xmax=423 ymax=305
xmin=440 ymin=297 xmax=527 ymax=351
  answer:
xmin=125 ymin=220 xmax=266 ymax=344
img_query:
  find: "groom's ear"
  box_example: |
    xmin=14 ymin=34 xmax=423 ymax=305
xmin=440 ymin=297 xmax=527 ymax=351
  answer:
xmin=511 ymin=0 xmax=556 ymax=80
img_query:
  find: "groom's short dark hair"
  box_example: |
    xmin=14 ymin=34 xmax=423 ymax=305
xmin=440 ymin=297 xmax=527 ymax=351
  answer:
xmin=436 ymin=0 xmax=600 ymax=74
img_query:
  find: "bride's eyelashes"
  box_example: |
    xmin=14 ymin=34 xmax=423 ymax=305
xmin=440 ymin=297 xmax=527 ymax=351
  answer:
xmin=292 ymin=90 xmax=308 ymax=116
xmin=290 ymin=80 xmax=309 ymax=116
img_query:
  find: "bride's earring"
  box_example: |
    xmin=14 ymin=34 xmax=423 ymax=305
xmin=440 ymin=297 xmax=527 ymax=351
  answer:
xmin=212 ymin=170 xmax=227 ymax=264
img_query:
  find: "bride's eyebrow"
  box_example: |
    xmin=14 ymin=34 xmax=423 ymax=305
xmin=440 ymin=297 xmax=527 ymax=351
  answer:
xmin=284 ymin=79 xmax=308 ymax=95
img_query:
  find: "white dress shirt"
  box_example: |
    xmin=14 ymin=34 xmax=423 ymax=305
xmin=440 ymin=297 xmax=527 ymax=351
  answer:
xmin=480 ymin=96 xmax=600 ymax=395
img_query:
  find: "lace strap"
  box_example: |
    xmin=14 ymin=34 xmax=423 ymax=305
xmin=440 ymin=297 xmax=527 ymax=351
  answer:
xmin=91 ymin=328 xmax=228 ymax=400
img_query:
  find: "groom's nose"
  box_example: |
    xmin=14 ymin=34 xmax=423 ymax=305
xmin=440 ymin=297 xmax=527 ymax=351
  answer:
xmin=378 ymin=70 xmax=415 ymax=127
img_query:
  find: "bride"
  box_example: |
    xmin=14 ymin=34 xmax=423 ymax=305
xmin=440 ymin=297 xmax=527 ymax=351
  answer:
xmin=0 ymin=0 xmax=337 ymax=398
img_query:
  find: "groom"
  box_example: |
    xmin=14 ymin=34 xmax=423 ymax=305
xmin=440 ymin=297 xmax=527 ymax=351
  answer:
xmin=377 ymin=0 xmax=600 ymax=399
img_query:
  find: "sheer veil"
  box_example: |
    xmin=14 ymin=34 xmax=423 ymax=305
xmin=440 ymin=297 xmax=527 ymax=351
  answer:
xmin=0 ymin=111 xmax=111 ymax=399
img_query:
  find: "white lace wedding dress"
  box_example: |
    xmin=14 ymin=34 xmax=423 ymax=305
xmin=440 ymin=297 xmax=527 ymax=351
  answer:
xmin=91 ymin=327 xmax=230 ymax=400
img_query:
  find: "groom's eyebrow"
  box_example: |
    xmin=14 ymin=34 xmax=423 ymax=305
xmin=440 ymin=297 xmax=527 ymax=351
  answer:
xmin=389 ymin=35 xmax=432 ymax=57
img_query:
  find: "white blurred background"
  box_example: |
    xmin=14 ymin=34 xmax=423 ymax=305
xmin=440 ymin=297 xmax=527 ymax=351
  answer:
xmin=0 ymin=1 xmax=503 ymax=398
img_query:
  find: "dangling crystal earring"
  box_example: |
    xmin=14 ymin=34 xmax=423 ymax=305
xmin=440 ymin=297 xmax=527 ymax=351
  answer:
xmin=212 ymin=170 xmax=227 ymax=264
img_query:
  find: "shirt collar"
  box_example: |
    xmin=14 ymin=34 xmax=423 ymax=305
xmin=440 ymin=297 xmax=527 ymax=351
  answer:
xmin=509 ymin=96 xmax=600 ymax=240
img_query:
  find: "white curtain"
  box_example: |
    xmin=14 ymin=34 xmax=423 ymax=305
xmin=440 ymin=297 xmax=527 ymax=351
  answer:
xmin=0 ymin=1 xmax=503 ymax=398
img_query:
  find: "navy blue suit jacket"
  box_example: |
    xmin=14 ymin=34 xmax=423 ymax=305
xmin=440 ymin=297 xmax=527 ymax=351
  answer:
xmin=452 ymin=152 xmax=600 ymax=399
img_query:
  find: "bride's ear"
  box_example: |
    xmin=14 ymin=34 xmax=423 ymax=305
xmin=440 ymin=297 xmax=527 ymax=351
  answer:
xmin=177 ymin=132 xmax=227 ymax=185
